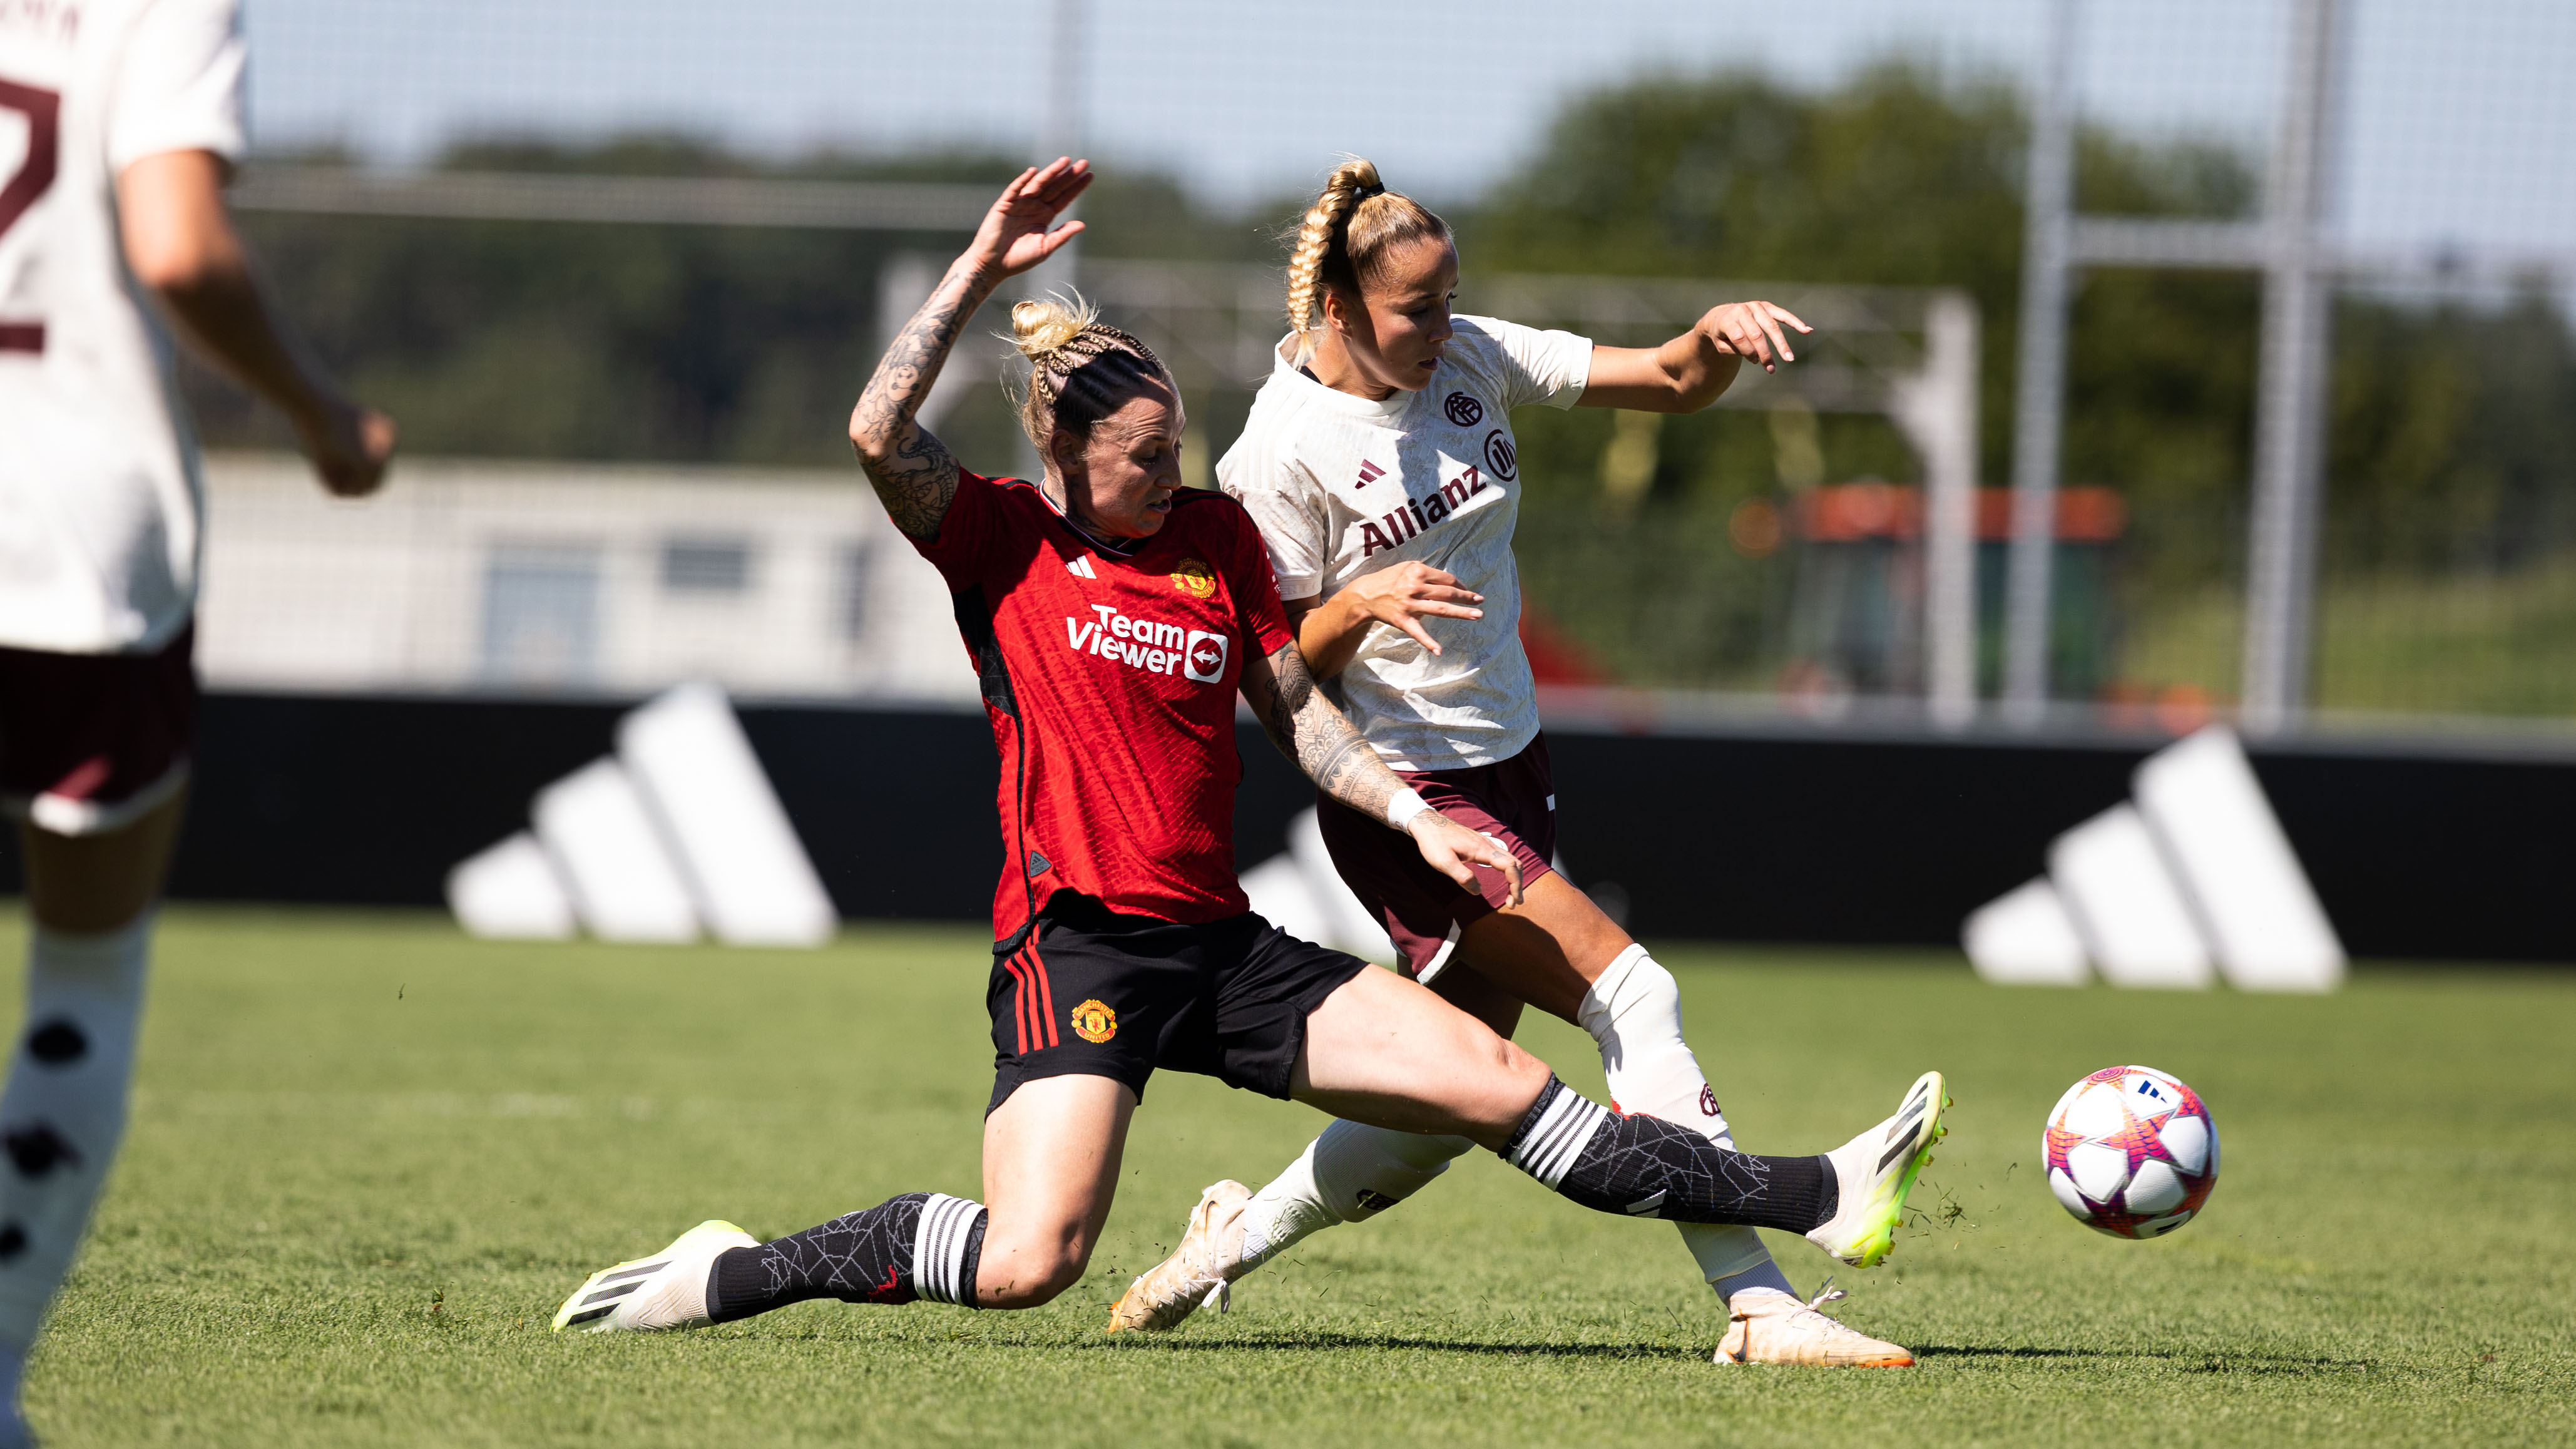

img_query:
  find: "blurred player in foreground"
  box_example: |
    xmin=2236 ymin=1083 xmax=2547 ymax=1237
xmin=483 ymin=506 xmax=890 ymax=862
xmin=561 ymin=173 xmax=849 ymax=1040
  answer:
xmin=0 ymin=1 xmax=392 ymax=1440
xmin=553 ymin=160 xmax=1945 ymax=1337
xmin=1110 ymin=158 xmax=1906 ymax=1367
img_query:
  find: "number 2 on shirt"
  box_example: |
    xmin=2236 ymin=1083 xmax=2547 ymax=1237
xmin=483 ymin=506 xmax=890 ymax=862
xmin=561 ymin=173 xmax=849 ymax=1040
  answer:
xmin=0 ymin=78 xmax=61 ymax=354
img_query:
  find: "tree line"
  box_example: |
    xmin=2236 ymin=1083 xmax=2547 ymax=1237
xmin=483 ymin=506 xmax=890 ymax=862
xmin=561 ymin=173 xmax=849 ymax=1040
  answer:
xmin=198 ymin=64 xmax=2576 ymax=694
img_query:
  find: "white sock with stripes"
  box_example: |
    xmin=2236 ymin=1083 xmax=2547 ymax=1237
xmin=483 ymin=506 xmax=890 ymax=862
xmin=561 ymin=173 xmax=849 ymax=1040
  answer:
xmin=909 ymin=1192 xmax=985 ymax=1306
xmin=1577 ymin=945 xmax=1797 ymax=1298
xmin=0 ymin=916 xmax=150 ymax=1371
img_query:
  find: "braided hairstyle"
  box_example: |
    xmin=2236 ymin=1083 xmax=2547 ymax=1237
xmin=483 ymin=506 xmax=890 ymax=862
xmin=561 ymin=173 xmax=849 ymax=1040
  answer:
xmin=1008 ymin=290 xmax=1173 ymax=473
xmin=1284 ymin=158 xmax=1451 ymax=362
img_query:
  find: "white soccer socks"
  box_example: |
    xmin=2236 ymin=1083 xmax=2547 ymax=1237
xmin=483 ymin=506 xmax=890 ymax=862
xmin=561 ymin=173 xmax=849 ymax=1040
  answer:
xmin=1576 ymin=944 xmax=1797 ymax=1299
xmin=0 ymin=917 xmax=150 ymax=1369
xmin=1237 ymin=1119 xmax=1472 ymax=1270
xmin=1237 ymin=946 xmax=1796 ymax=1299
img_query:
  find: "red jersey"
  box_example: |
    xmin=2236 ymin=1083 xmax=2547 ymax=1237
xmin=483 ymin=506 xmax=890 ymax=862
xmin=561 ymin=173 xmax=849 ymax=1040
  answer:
xmin=907 ymin=471 xmax=1297 ymax=941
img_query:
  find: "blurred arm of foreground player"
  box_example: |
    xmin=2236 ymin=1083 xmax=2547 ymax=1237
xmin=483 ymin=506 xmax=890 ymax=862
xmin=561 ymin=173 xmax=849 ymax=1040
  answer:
xmin=116 ymin=150 xmax=394 ymax=497
xmin=1240 ymin=638 xmax=1524 ymax=907
xmin=849 ymin=158 xmax=1091 ymax=539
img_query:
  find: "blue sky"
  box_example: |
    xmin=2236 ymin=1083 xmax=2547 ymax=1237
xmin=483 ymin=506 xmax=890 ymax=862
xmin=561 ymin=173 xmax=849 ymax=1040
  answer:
xmin=242 ymin=0 xmax=2572 ymax=259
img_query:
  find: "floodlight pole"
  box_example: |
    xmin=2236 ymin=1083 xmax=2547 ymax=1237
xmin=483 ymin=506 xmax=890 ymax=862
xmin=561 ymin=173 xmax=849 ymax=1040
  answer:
xmin=2241 ymin=0 xmax=2343 ymax=735
xmin=2003 ymin=0 xmax=2080 ymax=729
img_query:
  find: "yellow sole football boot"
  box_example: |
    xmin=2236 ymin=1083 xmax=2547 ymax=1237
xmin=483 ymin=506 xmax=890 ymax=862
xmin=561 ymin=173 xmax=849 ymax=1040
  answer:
xmin=551 ymin=1220 xmax=757 ymax=1333
xmin=1805 ymin=1071 xmax=1949 ymax=1269
xmin=1105 ymin=1180 xmax=1250 ymax=1333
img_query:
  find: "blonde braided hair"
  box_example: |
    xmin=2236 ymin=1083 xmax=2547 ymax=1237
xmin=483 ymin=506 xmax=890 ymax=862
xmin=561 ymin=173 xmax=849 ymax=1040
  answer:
xmin=1008 ymin=290 xmax=1173 ymax=469
xmin=1284 ymin=158 xmax=1451 ymax=362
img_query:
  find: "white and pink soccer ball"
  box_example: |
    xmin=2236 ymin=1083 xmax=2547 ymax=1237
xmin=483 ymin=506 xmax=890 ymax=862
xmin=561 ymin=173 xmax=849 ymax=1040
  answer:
xmin=2044 ymin=1065 xmax=2219 ymax=1239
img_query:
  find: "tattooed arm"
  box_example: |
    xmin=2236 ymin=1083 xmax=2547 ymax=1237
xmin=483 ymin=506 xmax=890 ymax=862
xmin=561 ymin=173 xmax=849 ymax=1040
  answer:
xmin=1240 ymin=640 xmax=1525 ymax=906
xmin=848 ymin=157 xmax=1093 ymax=540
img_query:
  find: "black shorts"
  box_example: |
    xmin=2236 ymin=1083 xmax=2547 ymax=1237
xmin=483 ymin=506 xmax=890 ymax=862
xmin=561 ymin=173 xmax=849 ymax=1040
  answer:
xmin=0 ymin=625 xmax=197 ymax=836
xmin=986 ymin=891 xmax=1371 ymax=1114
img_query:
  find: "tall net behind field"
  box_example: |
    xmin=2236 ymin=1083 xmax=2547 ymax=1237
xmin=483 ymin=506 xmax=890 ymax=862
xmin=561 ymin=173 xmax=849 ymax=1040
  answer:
xmin=2053 ymin=0 xmax=2576 ymax=726
xmin=197 ymin=2 xmax=2574 ymax=728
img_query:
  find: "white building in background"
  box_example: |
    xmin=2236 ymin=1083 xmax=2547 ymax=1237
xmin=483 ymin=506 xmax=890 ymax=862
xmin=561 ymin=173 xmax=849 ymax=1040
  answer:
xmin=197 ymin=453 xmax=978 ymax=702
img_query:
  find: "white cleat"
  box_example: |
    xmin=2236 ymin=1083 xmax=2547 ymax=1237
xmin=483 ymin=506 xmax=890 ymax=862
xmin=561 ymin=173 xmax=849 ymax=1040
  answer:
xmin=551 ymin=1220 xmax=757 ymax=1333
xmin=1806 ymin=1070 xmax=1949 ymax=1269
xmin=1105 ymin=1180 xmax=1249 ymax=1333
xmin=1714 ymin=1283 xmax=1915 ymax=1367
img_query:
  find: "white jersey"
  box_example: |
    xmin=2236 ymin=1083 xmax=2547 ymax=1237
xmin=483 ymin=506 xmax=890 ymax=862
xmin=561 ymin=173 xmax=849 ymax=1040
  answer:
xmin=0 ymin=0 xmax=245 ymax=654
xmin=1219 ymin=315 xmax=1591 ymax=771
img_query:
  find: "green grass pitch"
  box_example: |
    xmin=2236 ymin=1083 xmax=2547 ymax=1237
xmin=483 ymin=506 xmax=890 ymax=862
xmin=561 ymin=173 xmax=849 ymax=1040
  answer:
xmin=10 ymin=908 xmax=2573 ymax=1446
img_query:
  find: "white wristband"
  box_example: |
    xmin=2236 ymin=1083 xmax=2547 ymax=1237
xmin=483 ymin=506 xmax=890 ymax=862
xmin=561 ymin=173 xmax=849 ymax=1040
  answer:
xmin=1386 ymin=787 xmax=1431 ymax=831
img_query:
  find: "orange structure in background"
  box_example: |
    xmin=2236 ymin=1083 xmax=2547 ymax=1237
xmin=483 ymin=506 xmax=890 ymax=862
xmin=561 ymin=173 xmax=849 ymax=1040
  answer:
xmin=1787 ymin=482 xmax=2129 ymax=544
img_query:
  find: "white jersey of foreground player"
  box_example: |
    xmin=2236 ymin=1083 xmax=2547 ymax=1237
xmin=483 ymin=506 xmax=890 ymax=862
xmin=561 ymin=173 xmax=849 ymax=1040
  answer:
xmin=0 ymin=0 xmax=245 ymax=654
xmin=1218 ymin=315 xmax=1590 ymax=772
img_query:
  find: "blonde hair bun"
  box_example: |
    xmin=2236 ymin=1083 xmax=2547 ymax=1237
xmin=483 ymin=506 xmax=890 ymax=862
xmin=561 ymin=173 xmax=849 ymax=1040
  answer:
xmin=1010 ymin=292 xmax=1098 ymax=362
xmin=1283 ymin=156 xmax=1448 ymax=357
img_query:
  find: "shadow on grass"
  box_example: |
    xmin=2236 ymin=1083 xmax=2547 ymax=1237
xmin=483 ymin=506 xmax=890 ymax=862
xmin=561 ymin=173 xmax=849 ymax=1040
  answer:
xmin=1091 ymin=1331 xmax=1702 ymax=1363
xmin=1919 ymin=1344 xmax=2379 ymax=1375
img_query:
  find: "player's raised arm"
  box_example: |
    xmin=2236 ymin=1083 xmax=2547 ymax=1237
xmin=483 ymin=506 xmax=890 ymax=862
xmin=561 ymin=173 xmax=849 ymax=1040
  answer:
xmin=118 ymin=151 xmax=395 ymax=496
xmin=1576 ymin=299 xmax=1812 ymax=412
xmin=1239 ymin=638 xmax=1524 ymax=906
xmin=849 ymin=158 xmax=1092 ymax=539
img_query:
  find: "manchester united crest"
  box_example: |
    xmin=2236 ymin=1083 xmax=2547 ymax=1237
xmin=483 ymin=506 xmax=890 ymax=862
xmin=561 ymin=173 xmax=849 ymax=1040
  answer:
xmin=1170 ymin=558 xmax=1217 ymax=599
xmin=1070 ymin=998 xmax=1118 ymax=1043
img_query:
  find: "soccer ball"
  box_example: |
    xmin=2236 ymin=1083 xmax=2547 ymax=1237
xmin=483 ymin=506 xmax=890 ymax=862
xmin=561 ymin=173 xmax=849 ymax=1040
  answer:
xmin=2043 ymin=1065 xmax=2219 ymax=1239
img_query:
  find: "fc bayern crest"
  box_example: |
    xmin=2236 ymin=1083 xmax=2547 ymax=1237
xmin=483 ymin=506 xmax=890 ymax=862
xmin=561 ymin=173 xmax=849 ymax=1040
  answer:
xmin=1483 ymin=429 xmax=1517 ymax=480
xmin=1443 ymin=392 xmax=1485 ymax=427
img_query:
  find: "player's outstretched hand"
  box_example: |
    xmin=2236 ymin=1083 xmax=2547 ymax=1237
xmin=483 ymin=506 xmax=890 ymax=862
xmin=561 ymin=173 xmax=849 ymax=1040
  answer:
xmin=1406 ymin=810 xmax=1524 ymax=908
xmin=299 ymin=397 xmax=396 ymax=498
xmin=1344 ymin=561 xmax=1483 ymax=657
xmin=1699 ymin=300 xmax=1811 ymax=373
xmin=966 ymin=157 xmax=1094 ymax=283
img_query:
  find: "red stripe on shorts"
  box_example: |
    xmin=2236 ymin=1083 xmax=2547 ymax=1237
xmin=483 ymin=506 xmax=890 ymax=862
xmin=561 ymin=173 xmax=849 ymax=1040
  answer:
xmin=1001 ymin=951 xmax=1033 ymax=1055
xmin=1024 ymin=942 xmax=1060 ymax=1048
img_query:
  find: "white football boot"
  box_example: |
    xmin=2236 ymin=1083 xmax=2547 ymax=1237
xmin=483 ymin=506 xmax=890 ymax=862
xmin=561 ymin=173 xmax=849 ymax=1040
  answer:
xmin=551 ymin=1220 xmax=757 ymax=1333
xmin=1806 ymin=1071 xmax=1948 ymax=1269
xmin=1714 ymin=1281 xmax=1914 ymax=1367
xmin=1105 ymin=1180 xmax=1250 ymax=1333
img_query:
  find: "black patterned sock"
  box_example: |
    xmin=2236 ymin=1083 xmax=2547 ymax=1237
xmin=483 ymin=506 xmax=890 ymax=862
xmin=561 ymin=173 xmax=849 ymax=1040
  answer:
xmin=705 ymin=1192 xmax=986 ymax=1323
xmin=1503 ymin=1077 xmax=1836 ymax=1232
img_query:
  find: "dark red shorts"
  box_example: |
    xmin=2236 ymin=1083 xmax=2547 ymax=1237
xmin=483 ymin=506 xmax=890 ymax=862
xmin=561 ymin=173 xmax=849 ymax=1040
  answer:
xmin=1313 ymin=732 xmax=1558 ymax=982
xmin=0 ymin=626 xmax=197 ymax=836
